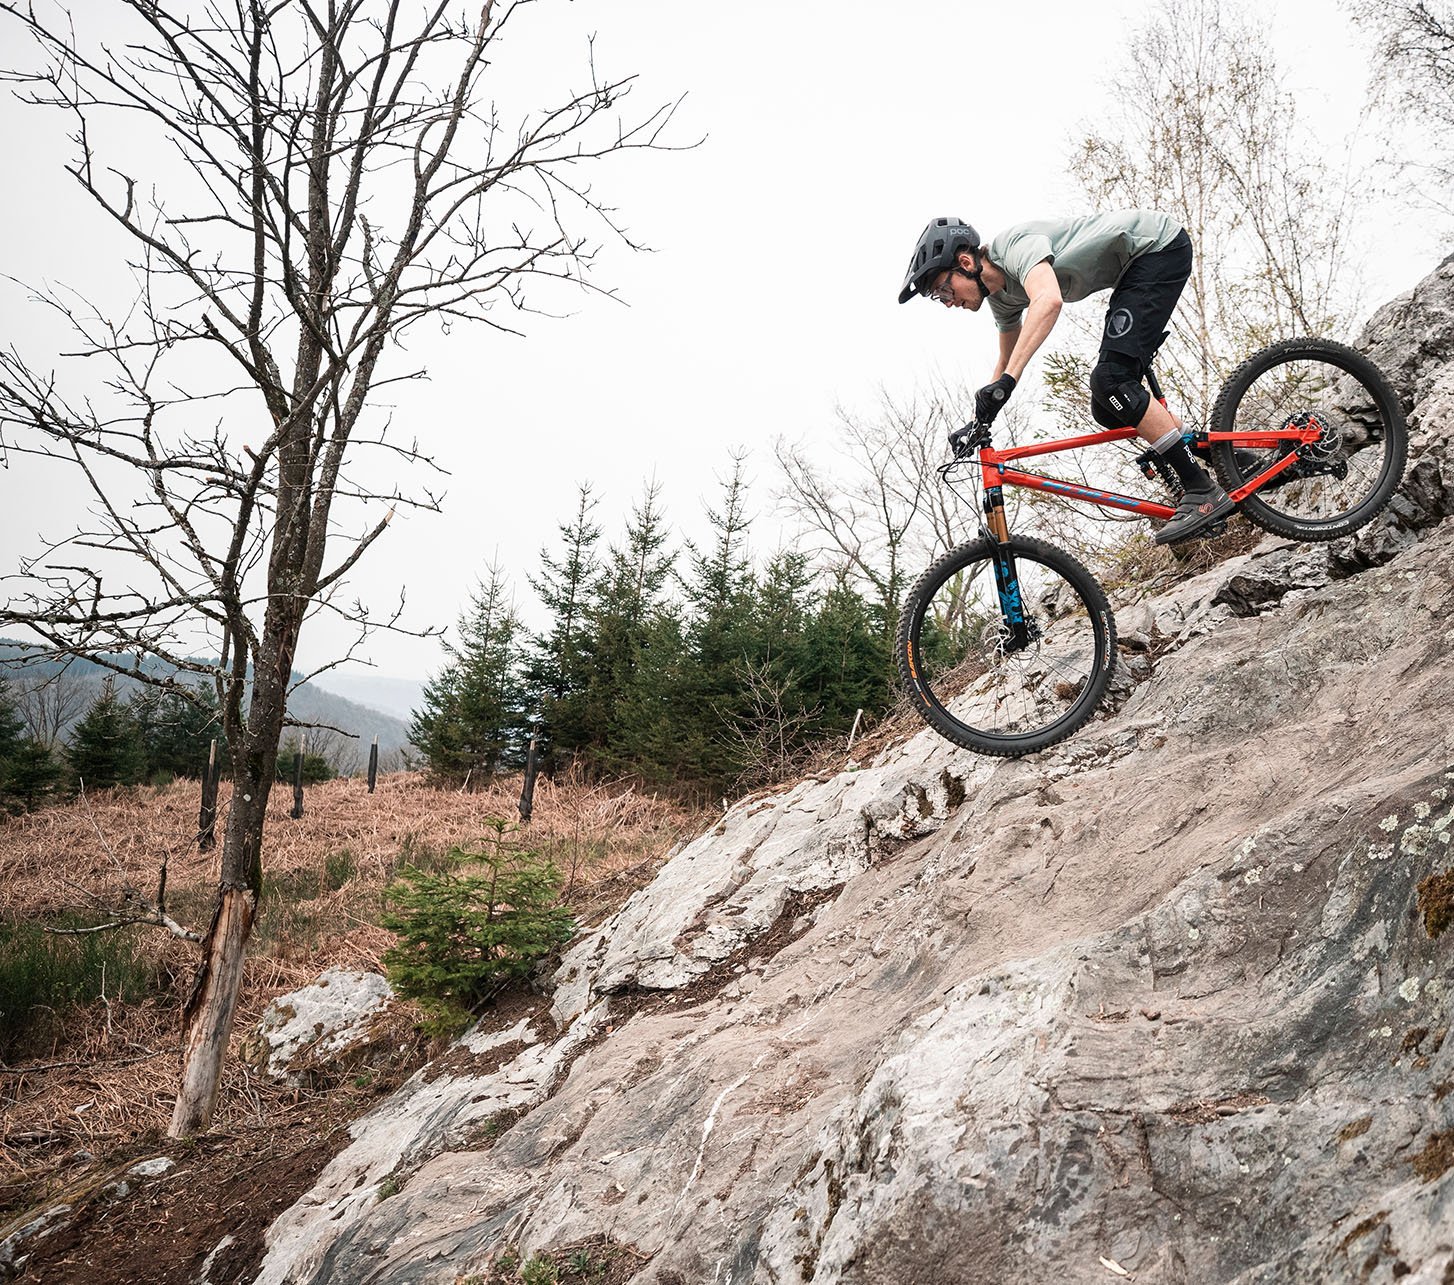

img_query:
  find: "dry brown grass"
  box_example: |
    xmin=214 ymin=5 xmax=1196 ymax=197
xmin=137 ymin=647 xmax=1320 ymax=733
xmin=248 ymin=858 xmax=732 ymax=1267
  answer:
xmin=0 ymin=770 xmax=701 ymax=1216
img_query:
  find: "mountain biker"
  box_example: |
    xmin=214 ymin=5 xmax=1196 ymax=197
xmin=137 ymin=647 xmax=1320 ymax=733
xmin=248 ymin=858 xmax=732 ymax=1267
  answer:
xmin=898 ymin=212 xmax=1233 ymax=545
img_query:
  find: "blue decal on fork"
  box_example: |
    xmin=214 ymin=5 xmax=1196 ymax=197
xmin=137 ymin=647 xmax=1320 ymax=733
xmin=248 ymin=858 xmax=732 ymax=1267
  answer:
xmin=991 ymin=547 xmax=1031 ymax=650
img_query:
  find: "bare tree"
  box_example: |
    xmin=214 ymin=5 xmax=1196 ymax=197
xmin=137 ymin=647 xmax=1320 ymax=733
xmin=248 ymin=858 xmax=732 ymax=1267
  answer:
xmin=9 ymin=669 xmax=91 ymax=748
xmin=1348 ymin=0 xmax=1454 ymax=222
xmin=1059 ymin=0 xmax=1362 ymax=431
xmin=723 ymin=657 xmax=817 ymax=791
xmin=775 ymin=380 xmax=980 ymax=630
xmin=0 ymin=0 xmax=680 ymax=1136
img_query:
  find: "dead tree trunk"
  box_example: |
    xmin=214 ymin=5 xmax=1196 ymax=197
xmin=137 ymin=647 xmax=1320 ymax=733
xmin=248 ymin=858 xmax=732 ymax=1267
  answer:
xmin=171 ymin=771 xmax=267 ymax=1135
xmin=170 ymin=611 xmax=301 ymax=1138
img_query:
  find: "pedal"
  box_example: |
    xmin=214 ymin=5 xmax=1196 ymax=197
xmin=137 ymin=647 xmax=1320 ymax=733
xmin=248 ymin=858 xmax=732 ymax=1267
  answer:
xmin=1158 ymin=516 xmax=1229 ymax=548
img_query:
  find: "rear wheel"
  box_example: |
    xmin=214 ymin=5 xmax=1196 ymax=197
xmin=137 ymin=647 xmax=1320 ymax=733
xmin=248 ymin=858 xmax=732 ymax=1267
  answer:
xmin=896 ymin=535 xmax=1116 ymax=757
xmin=1210 ymin=338 xmax=1407 ymax=542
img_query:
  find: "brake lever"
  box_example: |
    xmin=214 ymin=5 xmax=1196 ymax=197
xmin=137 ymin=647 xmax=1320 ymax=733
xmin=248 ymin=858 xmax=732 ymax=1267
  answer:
xmin=947 ymin=420 xmax=990 ymax=459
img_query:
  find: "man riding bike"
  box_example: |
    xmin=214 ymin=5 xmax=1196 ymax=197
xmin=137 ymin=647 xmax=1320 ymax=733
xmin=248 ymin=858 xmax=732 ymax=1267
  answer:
xmin=898 ymin=212 xmax=1232 ymax=545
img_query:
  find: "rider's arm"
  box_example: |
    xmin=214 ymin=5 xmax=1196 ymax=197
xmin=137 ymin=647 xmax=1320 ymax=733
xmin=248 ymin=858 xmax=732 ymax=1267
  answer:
xmin=992 ymin=327 xmax=1019 ymax=380
xmin=999 ymin=261 xmax=1062 ymax=382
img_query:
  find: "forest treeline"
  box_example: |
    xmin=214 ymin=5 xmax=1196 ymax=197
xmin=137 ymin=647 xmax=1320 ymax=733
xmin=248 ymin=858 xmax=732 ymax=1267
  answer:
xmin=410 ymin=464 xmax=901 ymax=802
xmin=0 ymin=675 xmax=329 ymax=813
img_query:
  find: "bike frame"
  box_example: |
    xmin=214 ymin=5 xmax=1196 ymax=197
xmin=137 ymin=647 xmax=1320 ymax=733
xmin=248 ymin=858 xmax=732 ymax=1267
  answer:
xmin=963 ymin=389 xmax=1327 ymax=646
xmin=974 ymin=422 xmax=1325 ymax=541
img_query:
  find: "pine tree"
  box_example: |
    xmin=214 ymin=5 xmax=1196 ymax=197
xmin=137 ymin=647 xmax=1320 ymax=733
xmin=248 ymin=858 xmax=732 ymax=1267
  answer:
xmin=0 ymin=675 xmax=24 ymax=769
xmin=381 ymin=822 xmax=575 ymax=1033
xmin=525 ymin=484 xmax=602 ymax=764
xmin=680 ymin=457 xmax=759 ymax=787
xmin=799 ymin=575 xmax=894 ymax=733
xmin=411 ymin=564 xmax=530 ymax=784
xmin=605 ymin=606 xmax=698 ymax=788
xmin=720 ymin=548 xmax=819 ymax=784
xmin=575 ymin=482 xmax=676 ymax=773
xmin=130 ymin=684 xmax=223 ymax=781
xmin=2 ymin=741 xmax=64 ymax=811
xmin=66 ymin=680 xmax=145 ymax=792
xmin=0 ymin=676 xmax=32 ymax=811
xmin=688 ymin=456 xmax=755 ymax=641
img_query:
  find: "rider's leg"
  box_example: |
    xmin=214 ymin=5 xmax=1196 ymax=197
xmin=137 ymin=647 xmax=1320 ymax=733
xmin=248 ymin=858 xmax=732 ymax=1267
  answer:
xmin=1094 ymin=229 xmax=1192 ymax=421
xmin=1089 ymin=230 xmax=1233 ymax=543
xmin=1136 ymin=395 xmax=1182 ymax=446
xmin=1089 ymin=352 xmax=1209 ymax=491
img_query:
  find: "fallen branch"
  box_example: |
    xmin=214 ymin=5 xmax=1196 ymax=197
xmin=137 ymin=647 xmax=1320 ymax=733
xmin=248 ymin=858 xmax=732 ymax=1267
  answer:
xmin=0 ymin=1049 xmax=164 ymax=1078
xmin=46 ymin=911 xmax=201 ymax=943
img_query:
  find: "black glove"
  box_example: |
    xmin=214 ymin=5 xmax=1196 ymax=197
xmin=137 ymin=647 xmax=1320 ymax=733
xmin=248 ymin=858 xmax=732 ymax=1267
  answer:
xmin=974 ymin=373 xmax=1017 ymax=425
xmin=950 ymin=423 xmax=991 ymax=456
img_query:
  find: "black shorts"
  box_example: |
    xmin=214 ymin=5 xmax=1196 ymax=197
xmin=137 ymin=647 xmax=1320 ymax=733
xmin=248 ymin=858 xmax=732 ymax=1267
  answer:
xmin=1097 ymin=229 xmax=1193 ymax=370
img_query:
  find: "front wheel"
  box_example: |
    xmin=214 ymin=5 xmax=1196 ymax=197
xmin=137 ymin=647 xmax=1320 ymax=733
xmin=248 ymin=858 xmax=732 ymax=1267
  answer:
xmin=1210 ymin=337 xmax=1407 ymax=542
xmin=896 ymin=535 xmax=1117 ymax=757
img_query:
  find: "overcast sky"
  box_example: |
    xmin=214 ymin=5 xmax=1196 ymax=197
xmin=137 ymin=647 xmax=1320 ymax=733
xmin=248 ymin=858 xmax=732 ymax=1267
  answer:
xmin=0 ymin=0 xmax=1442 ymax=695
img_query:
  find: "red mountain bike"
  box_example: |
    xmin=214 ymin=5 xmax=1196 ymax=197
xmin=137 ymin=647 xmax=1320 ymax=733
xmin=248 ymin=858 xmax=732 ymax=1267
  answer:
xmin=896 ymin=338 xmax=1408 ymax=757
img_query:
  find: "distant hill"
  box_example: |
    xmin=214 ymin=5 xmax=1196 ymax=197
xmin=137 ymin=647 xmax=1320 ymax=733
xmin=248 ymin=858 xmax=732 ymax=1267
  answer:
xmin=0 ymin=642 xmax=414 ymax=770
xmin=308 ymin=671 xmax=428 ymax=725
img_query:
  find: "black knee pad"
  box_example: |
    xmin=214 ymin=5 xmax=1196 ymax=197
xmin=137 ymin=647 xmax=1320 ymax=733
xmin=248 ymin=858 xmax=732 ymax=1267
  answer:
xmin=1089 ymin=357 xmax=1150 ymax=428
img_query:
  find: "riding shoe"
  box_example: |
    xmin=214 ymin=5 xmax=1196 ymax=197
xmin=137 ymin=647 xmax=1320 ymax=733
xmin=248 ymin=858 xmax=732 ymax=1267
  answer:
xmin=1154 ymin=483 xmax=1236 ymax=546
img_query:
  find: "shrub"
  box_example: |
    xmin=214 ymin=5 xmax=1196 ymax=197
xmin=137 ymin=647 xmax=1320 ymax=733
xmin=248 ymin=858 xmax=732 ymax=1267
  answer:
xmin=381 ymin=821 xmax=574 ymax=1033
xmin=0 ymin=920 xmax=161 ymax=1060
xmin=276 ymin=741 xmax=337 ymax=784
xmin=521 ymin=1257 xmax=559 ymax=1285
xmin=324 ymin=849 xmax=357 ymax=891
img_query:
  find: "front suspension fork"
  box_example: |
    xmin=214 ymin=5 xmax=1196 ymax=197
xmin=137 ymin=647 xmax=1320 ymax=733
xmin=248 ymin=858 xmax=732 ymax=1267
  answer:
xmin=984 ymin=487 xmax=1030 ymax=651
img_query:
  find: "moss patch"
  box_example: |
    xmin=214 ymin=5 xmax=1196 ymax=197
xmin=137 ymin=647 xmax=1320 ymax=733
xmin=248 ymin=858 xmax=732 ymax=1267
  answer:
xmin=1412 ymin=1131 xmax=1454 ymax=1183
xmin=1416 ymin=869 xmax=1454 ymax=938
xmin=476 ymin=1236 xmax=649 ymax=1284
xmin=1338 ymin=1210 xmax=1388 ymax=1254
xmin=1337 ymin=1116 xmax=1372 ymax=1144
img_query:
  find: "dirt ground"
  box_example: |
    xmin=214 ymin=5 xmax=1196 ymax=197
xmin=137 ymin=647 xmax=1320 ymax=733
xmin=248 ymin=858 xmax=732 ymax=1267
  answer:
xmin=12 ymin=1117 xmax=353 ymax=1285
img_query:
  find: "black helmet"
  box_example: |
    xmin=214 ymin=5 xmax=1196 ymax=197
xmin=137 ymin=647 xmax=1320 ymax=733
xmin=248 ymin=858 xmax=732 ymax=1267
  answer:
xmin=898 ymin=217 xmax=980 ymax=304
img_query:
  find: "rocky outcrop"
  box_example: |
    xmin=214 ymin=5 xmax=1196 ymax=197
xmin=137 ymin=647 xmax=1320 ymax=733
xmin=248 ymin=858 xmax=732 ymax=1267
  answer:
xmin=241 ymin=969 xmax=395 ymax=1085
xmin=251 ymin=267 xmax=1454 ymax=1284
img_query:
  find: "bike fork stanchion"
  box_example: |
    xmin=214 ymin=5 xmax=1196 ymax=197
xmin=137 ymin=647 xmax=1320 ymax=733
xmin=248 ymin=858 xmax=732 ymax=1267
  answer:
xmin=983 ymin=484 xmax=1031 ymax=651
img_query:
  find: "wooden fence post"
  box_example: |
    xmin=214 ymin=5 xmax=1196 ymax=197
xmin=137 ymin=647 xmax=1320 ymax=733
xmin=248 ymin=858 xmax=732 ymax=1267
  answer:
xmin=518 ymin=730 xmax=540 ymax=825
xmin=197 ymin=739 xmax=219 ymax=852
xmin=367 ymin=736 xmax=379 ymax=794
xmin=290 ymin=735 xmax=306 ymax=820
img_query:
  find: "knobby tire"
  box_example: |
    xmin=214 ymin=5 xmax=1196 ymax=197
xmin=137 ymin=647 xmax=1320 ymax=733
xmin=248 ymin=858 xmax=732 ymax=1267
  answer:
xmin=1209 ymin=337 xmax=1408 ymax=542
xmin=896 ymin=534 xmax=1116 ymax=757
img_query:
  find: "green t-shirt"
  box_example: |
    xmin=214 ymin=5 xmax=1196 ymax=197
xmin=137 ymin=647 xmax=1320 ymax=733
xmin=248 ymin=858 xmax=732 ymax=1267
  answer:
xmin=986 ymin=211 xmax=1183 ymax=332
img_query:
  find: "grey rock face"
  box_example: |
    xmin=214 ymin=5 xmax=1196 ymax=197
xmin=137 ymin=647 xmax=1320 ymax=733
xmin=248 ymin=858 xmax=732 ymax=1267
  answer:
xmin=0 ymin=1204 xmax=72 ymax=1279
xmin=1359 ymin=251 xmax=1454 ymax=413
xmin=254 ymin=269 xmax=1454 ymax=1285
xmin=241 ymin=967 xmax=395 ymax=1085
